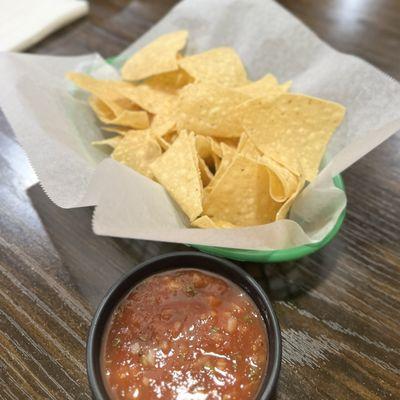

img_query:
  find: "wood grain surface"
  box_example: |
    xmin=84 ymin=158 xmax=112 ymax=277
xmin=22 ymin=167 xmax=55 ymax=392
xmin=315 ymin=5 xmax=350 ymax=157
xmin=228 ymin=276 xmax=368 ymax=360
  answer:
xmin=0 ymin=1 xmax=399 ymax=399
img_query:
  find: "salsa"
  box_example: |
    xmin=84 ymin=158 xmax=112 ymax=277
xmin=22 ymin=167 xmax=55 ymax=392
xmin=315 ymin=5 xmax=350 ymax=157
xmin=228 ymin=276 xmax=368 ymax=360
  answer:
xmin=101 ymin=269 xmax=268 ymax=400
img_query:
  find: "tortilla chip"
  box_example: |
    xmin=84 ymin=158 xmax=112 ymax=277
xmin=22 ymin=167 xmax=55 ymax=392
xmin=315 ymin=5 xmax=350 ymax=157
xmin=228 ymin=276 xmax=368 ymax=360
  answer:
xmin=89 ymin=96 xmax=114 ymax=121
xmin=196 ymin=135 xmax=213 ymax=159
xmin=121 ymin=31 xmax=188 ymax=81
xmin=102 ymin=126 xmax=133 ymax=136
xmin=111 ymin=132 xmax=161 ymax=178
xmin=87 ymin=93 xmax=149 ymax=128
xmin=177 ymin=83 xmax=249 ymax=137
xmin=116 ymin=83 xmax=178 ymax=115
xmin=220 ymin=142 xmax=236 ymax=159
xmin=191 ymin=215 xmax=236 ymax=229
xmin=67 ymin=72 xmax=128 ymax=96
xmin=155 ymin=136 xmax=170 ymax=151
xmin=212 ymin=153 xmax=222 ymax=171
xmin=107 ymin=109 xmax=150 ymax=128
xmin=237 ymin=134 xmax=297 ymax=202
xmin=259 ymin=156 xmax=299 ymax=202
xmin=179 ymin=47 xmax=248 ymax=87
xmin=195 ymin=135 xmax=224 ymax=175
xmin=163 ymin=131 xmax=178 ymax=145
xmin=198 ymin=158 xmax=214 ymax=187
xmin=238 ymin=94 xmax=346 ymax=180
xmin=145 ymin=69 xmax=193 ymax=92
xmin=196 ymin=135 xmax=221 ymax=159
xmin=204 ymin=154 xmax=281 ymax=226
xmin=205 ymin=142 xmax=236 ymax=196
xmin=149 ymin=120 xmax=176 ymax=151
xmin=150 ymin=113 xmax=169 ymax=128
xmin=237 ymin=74 xmax=291 ymax=99
xmin=210 ymin=139 xmax=223 ymax=158
xmin=276 ymin=177 xmax=306 ymax=220
xmin=150 ymin=120 xmax=175 ymax=137
xmin=214 ymin=137 xmax=240 ymax=148
xmin=151 ymin=131 xmax=203 ymax=221
xmin=68 ymin=73 xmax=132 ymax=113
xmin=92 ymin=136 xmax=122 ymax=149
xmin=237 ymin=133 xmax=262 ymax=158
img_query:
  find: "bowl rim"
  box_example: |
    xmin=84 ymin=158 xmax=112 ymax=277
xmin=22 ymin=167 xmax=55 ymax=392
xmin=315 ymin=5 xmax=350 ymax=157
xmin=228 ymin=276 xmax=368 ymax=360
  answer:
xmin=87 ymin=251 xmax=282 ymax=400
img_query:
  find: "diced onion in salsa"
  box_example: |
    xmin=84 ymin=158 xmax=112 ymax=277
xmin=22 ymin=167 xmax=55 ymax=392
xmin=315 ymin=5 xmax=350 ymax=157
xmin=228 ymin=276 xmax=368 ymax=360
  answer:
xmin=102 ymin=269 xmax=268 ymax=400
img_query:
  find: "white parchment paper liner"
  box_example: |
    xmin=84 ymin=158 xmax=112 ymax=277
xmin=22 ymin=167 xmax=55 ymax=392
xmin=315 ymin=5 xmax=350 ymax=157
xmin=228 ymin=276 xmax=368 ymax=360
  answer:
xmin=1 ymin=0 xmax=400 ymax=250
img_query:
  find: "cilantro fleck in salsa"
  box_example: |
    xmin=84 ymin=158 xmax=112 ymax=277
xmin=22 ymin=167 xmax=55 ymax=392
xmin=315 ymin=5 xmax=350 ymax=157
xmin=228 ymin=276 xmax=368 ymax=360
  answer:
xmin=101 ymin=269 xmax=268 ymax=400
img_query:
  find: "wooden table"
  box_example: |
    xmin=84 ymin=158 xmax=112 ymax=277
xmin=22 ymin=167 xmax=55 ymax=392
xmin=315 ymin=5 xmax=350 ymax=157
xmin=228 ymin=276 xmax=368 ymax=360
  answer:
xmin=0 ymin=1 xmax=399 ymax=399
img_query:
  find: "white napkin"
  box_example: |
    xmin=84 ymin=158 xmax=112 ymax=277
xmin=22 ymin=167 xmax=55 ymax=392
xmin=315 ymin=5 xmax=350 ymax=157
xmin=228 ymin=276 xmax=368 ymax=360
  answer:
xmin=0 ymin=0 xmax=89 ymax=51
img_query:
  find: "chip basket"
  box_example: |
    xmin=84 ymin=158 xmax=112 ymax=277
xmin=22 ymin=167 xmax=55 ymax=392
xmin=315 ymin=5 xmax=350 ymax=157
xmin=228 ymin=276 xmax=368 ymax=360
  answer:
xmin=106 ymin=58 xmax=346 ymax=264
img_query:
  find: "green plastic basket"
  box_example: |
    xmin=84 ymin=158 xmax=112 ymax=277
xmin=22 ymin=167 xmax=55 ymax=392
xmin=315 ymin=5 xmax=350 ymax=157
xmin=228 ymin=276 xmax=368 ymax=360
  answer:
xmin=193 ymin=175 xmax=345 ymax=263
xmin=105 ymin=57 xmax=346 ymax=263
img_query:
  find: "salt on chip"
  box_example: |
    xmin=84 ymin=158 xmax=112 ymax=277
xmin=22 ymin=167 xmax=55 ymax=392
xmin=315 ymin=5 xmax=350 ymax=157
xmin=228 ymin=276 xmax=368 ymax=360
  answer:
xmin=177 ymin=83 xmax=249 ymax=137
xmin=112 ymin=132 xmax=161 ymax=178
xmin=238 ymin=94 xmax=346 ymax=181
xmin=237 ymin=73 xmax=291 ymax=99
xmin=179 ymin=47 xmax=248 ymax=87
xmin=191 ymin=215 xmax=236 ymax=229
xmin=92 ymin=136 xmax=122 ymax=149
xmin=121 ymin=31 xmax=188 ymax=81
xmin=204 ymin=154 xmax=281 ymax=226
xmin=151 ymin=131 xmax=203 ymax=221
xmin=276 ymin=176 xmax=306 ymax=220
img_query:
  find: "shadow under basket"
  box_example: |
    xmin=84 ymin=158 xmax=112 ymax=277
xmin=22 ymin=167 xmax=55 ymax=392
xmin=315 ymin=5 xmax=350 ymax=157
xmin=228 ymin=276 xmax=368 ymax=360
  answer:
xmin=192 ymin=175 xmax=346 ymax=263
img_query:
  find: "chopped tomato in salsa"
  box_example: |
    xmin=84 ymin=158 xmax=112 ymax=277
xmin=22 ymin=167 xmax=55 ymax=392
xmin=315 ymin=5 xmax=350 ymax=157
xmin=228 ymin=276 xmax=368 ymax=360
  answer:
xmin=102 ymin=269 xmax=268 ymax=400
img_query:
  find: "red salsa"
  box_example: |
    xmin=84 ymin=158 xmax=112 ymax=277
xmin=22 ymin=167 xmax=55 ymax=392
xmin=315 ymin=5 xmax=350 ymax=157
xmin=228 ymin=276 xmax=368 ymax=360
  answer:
xmin=102 ymin=269 xmax=268 ymax=400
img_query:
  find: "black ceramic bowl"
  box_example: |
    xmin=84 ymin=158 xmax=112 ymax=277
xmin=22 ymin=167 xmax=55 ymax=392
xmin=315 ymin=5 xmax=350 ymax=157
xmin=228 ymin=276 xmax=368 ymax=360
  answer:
xmin=87 ymin=251 xmax=281 ymax=400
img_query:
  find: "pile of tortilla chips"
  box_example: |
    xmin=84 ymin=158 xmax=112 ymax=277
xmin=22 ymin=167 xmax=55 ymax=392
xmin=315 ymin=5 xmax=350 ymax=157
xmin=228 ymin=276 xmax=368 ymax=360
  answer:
xmin=67 ymin=31 xmax=346 ymax=228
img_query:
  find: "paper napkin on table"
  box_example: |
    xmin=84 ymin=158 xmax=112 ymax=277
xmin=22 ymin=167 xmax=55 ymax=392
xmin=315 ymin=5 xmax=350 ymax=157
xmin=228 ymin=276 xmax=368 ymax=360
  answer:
xmin=0 ymin=0 xmax=89 ymax=51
